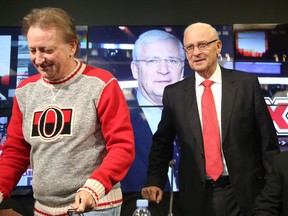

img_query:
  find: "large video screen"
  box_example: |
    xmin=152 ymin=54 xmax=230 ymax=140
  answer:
xmin=234 ymin=24 xmax=288 ymax=152
xmin=1 ymin=24 xmax=287 ymax=195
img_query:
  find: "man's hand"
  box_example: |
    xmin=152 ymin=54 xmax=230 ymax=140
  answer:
xmin=141 ymin=186 xmax=163 ymax=204
xmin=70 ymin=190 xmax=97 ymax=213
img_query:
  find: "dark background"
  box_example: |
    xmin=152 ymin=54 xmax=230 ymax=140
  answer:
xmin=0 ymin=0 xmax=288 ymax=215
xmin=0 ymin=0 xmax=288 ymax=27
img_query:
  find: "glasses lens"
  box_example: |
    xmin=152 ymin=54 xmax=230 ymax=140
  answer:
xmin=138 ymin=57 xmax=182 ymax=67
xmin=184 ymin=45 xmax=194 ymax=54
xmin=197 ymin=42 xmax=208 ymax=50
xmin=165 ymin=58 xmax=181 ymax=67
xmin=146 ymin=59 xmax=159 ymax=67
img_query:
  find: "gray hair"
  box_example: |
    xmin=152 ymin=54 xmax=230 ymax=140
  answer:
xmin=132 ymin=29 xmax=185 ymax=61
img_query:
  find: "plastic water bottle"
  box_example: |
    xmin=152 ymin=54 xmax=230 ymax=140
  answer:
xmin=132 ymin=199 xmax=151 ymax=216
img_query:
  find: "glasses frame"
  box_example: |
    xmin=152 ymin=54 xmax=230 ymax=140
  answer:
xmin=183 ymin=39 xmax=218 ymax=54
xmin=135 ymin=57 xmax=184 ymax=67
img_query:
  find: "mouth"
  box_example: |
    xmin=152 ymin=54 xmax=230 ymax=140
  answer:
xmin=36 ymin=63 xmax=52 ymax=70
xmin=194 ymin=58 xmax=204 ymax=63
xmin=156 ymin=80 xmax=171 ymax=83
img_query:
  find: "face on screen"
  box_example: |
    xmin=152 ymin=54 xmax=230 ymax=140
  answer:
xmin=131 ymin=38 xmax=184 ymax=105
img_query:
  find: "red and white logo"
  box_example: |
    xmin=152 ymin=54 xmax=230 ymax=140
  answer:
xmin=265 ymin=97 xmax=288 ymax=136
xmin=31 ymin=105 xmax=73 ymax=140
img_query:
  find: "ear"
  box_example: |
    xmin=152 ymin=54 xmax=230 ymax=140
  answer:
xmin=69 ymin=40 xmax=78 ymax=56
xmin=131 ymin=61 xmax=139 ymax=80
xmin=216 ymin=40 xmax=222 ymax=54
xmin=180 ymin=67 xmax=184 ymax=79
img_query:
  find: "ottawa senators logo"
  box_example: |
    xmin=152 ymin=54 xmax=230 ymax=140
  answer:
xmin=31 ymin=105 xmax=73 ymax=140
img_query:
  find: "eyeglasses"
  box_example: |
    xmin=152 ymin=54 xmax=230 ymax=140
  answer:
xmin=135 ymin=57 xmax=184 ymax=67
xmin=183 ymin=39 xmax=218 ymax=54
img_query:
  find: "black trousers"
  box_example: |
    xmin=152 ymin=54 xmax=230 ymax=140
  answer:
xmin=204 ymin=177 xmax=243 ymax=216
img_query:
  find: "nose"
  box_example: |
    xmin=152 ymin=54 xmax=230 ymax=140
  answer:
xmin=33 ymin=52 xmax=45 ymax=65
xmin=190 ymin=46 xmax=202 ymax=55
xmin=159 ymin=60 xmax=170 ymax=74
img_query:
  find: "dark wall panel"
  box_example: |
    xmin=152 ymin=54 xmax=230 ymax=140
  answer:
xmin=1 ymin=0 xmax=288 ymax=27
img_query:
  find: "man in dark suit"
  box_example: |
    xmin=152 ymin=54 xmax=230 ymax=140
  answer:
xmin=141 ymin=22 xmax=280 ymax=216
xmin=248 ymin=151 xmax=288 ymax=216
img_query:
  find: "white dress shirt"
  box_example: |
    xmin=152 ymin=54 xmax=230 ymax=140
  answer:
xmin=195 ymin=64 xmax=229 ymax=177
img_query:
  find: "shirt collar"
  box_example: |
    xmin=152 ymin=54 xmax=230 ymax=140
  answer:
xmin=195 ymin=64 xmax=222 ymax=87
xmin=136 ymin=89 xmax=153 ymax=106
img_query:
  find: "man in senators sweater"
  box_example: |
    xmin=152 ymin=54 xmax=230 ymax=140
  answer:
xmin=0 ymin=7 xmax=134 ymax=216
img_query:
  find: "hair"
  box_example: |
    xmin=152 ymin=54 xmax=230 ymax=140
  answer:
xmin=21 ymin=7 xmax=80 ymax=55
xmin=132 ymin=29 xmax=185 ymax=61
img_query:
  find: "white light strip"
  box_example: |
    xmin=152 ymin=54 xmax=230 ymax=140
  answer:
xmin=258 ymin=77 xmax=288 ymax=84
xmin=102 ymin=43 xmax=134 ymax=50
xmin=119 ymin=80 xmax=138 ymax=89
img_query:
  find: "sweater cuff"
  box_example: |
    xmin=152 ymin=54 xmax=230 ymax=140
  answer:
xmin=77 ymin=179 xmax=105 ymax=204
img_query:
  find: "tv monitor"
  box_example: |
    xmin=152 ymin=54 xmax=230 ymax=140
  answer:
xmin=258 ymin=77 xmax=288 ymax=152
xmin=0 ymin=28 xmax=20 ymax=109
xmin=234 ymin=24 xmax=288 ymax=77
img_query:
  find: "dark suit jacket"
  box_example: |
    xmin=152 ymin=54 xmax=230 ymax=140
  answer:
xmin=248 ymin=151 xmax=288 ymax=216
xmin=121 ymin=90 xmax=181 ymax=216
xmin=146 ymin=67 xmax=280 ymax=216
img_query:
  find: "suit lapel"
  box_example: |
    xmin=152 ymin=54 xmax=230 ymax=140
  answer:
xmin=221 ymin=67 xmax=237 ymax=145
xmin=183 ymin=76 xmax=204 ymax=152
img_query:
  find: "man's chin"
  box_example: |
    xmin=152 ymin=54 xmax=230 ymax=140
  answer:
xmin=39 ymin=72 xmax=56 ymax=80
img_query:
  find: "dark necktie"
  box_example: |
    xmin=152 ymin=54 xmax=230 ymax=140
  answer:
xmin=201 ymin=80 xmax=224 ymax=181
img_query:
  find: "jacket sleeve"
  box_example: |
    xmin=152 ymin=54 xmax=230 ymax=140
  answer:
xmin=145 ymin=87 xmax=176 ymax=190
xmin=80 ymin=78 xmax=135 ymax=200
xmin=248 ymin=154 xmax=283 ymax=215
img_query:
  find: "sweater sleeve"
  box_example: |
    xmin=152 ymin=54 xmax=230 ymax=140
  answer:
xmin=0 ymin=97 xmax=31 ymax=201
xmin=80 ymin=78 xmax=135 ymax=200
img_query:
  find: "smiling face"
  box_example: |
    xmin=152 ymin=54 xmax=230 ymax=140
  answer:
xmin=184 ymin=23 xmax=222 ymax=79
xmin=27 ymin=25 xmax=77 ymax=81
xmin=131 ymin=38 xmax=184 ymax=105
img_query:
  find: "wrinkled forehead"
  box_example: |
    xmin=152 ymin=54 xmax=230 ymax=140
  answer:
xmin=140 ymin=39 xmax=181 ymax=56
xmin=27 ymin=25 xmax=65 ymax=42
xmin=184 ymin=25 xmax=215 ymax=44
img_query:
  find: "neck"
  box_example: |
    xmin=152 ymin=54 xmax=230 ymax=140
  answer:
xmin=51 ymin=60 xmax=78 ymax=82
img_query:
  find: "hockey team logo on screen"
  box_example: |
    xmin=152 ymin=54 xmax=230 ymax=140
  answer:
xmin=265 ymin=97 xmax=288 ymax=136
xmin=31 ymin=105 xmax=73 ymax=140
